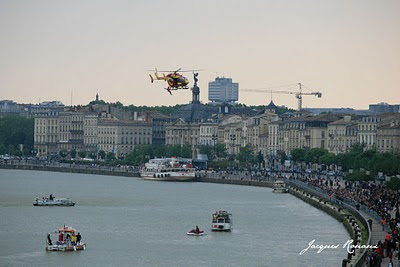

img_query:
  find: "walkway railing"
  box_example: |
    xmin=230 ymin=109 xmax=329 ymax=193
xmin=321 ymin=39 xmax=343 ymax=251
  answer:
xmin=286 ymin=179 xmax=372 ymax=267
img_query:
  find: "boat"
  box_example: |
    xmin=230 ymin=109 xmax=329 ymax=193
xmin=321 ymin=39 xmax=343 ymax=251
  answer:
xmin=211 ymin=210 xmax=233 ymax=232
xmin=33 ymin=196 xmax=75 ymax=206
xmin=272 ymin=180 xmax=289 ymax=193
xmin=187 ymin=229 xmax=206 ymax=236
xmin=46 ymin=226 xmax=86 ymax=251
xmin=140 ymin=157 xmax=197 ymax=181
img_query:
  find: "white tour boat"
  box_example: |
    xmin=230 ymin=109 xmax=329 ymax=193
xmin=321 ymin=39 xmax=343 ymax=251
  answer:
xmin=46 ymin=226 xmax=86 ymax=252
xmin=272 ymin=180 xmax=289 ymax=193
xmin=140 ymin=157 xmax=197 ymax=181
xmin=211 ymin=210 xmax=233 ymax=232
xmin=33 ymin=195 xmax=75 ymax=206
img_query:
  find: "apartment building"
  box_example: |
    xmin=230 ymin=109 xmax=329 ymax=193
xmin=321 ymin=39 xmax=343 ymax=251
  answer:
xmin=98 ymin=119 xmax=152 ymax=158
xmin=327 ymin=116 xmax=357 ymax=154
xmin=34 ymin=111 xmax=59 ymax=157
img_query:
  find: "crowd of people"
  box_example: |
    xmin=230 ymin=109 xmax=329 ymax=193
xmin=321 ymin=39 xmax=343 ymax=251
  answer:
xmin=290 ymin=173 xmax=400 ymax=267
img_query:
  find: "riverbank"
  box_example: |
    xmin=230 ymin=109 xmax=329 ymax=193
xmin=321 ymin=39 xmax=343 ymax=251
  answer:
xmin=0 ymin=163 xmax=140 ymax=178
xmin=200 ymin=176 xmax=274 ymax=187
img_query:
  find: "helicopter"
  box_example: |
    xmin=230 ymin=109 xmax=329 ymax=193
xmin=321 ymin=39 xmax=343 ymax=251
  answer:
xmin=148 ymin=68 xmax=202 ymax=95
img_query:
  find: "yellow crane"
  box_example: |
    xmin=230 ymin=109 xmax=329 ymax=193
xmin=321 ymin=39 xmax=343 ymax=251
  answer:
xmin=242 ymin=83 xmax=322 ymax=111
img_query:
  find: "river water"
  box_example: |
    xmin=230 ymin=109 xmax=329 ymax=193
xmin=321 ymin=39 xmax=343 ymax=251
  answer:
xmin=0 ymin=169 xmax=349 ymax=266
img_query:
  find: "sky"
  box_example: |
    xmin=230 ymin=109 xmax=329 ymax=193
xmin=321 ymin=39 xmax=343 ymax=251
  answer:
xmin=0 ymin=0 xmax=399 ymax=110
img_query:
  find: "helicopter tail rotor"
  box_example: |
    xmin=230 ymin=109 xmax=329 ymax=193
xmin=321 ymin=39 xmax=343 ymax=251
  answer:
xmin=149 ymin=74 xmax=154 ymax=83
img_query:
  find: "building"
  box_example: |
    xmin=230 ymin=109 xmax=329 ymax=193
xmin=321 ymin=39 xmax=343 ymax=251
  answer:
xmin=83 ymin=113 xmax=98 ymax=155
xmin=357 ymin=116 xmax=381 ymax=150
xmin=303 ymin=108 xmax=373 ymax=116
xmin=34 ymin=110 xmax=60 ymax=158
xmin=267 ymin=120 xmax=280 ymax=157
xmin=369 ymin=102 xmax=400 ymax=114
xmin=0 ymin=100 xmax=23 ymax=117
xmin=208 ymin=77 xmax=239 ymax=104
xmin=58 ymin=111 xmax=73 ymax=152
xmin=376 ymin=114 xmax=400 ymax=152
xmin=1 ymin=100 xmax=65 ymax=118
xmin=97 ymin=118 xmax=152 ymax=158
xmin=199 ymin=122 xmax=219 ymax=146
xmin=218 ymin=115 xmax=244 ymax=155
xmin=149 ymin=112 xmax=171 ymax=146
xmin=303 ymin=114 xmax=340 ymax=151
xmin=327 ymin=116 xmax=358 ymax=154
xmin=278 ymin=113 xmax=340 ymax=155
xmin=165 ymin=119 xmax=201 ymax=157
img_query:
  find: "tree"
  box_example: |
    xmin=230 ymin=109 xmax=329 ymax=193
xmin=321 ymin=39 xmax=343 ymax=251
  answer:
xmin=89 ymin=152 xmax=97 ymax=160
xmin=215 ymin=144 xmax=227 ymax=159
xmin=180 ymin=146 xmax=192 ymax=158
xmin=165 ymin=145 xmax=181 ymax=157
xmin=106 ymin=152 xmax=115 ymax=161
xmin=257 ymin=151 xmax=264 ymax=170
xmin=238 ymin=145 xmax=256 ymax=166
xmin=59 ymin=150 xmax=68 ymax=159
xmin=0 ymin=144 xmax=6 ymax=155
xmin=70 ymin=149 xmax=77 ymax=159
xmin=278 ymin=151 xmax=287 ymax=165
xmin=199 ymin=145 xmax=214 ymax=160
xmin=319 ymin=153 xmax=336 ymax=166
xmin=98 ymin=150 xmax=106 ymax=160
xmin=154 ymin=145 xmax=166 ymax=158
xmin=78 ymin=151 xmax=86 ymax=159
xmin=125 ymin=145 xmax=154 ymax=165
xmin=0 ymin=116 xmax=34 ymax=156
xmin=7 ymin=144 xmax=15 ymax=155
xmin=344 ymin=171 xmax=373 ymax=181
xmin=304 ymin=148 xmax=329 ymax=164
xmin=291 ymin=148 xmax=306 ymax=162
xmin=386 ymin=177 xmax=400 ymax=191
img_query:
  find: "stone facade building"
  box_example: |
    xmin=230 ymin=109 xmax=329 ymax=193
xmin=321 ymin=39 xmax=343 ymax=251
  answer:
xmin=357 ymin=116 xmax=381 ymax=149
xmin=376 ymin=114 xmax=400 ymax=152
xmin=327 ymin=116 xmax=358 ymax=154
xmin=34 ymin=110 xmax=59 ymax=157
xmin=98 ymin=119 xmax=152 ymax=158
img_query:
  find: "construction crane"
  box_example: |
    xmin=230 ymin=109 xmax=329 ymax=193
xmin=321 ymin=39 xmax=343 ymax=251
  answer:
xmin=242 ymin=83 xmax=322 ymax=111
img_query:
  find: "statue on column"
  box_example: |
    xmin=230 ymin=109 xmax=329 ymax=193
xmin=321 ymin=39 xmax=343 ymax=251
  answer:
xmin=193 ymin=72 xmax=199 ymax=87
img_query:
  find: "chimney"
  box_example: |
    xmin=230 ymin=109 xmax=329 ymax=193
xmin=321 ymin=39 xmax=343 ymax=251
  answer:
xmin=343 ymin=115 xmax=351 ymax=122
xmin=134 ymin=112 xmax=138 ymax=121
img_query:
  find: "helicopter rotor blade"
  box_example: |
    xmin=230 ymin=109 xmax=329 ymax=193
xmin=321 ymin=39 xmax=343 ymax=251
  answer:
xmin=146 ymin=68 xmax=204 ymax=72
xmin=178 ymin=69 xmax=204 ymax=72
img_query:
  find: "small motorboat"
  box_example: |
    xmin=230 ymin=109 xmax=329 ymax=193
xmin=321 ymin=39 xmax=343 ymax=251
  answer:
xmin=46 ymin=226 xmax=86 ymax=252
xmin=187 ymin=229 xmax=206 ymax=236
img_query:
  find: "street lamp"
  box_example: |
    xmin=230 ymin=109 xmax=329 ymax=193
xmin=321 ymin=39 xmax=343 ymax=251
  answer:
xmin=229 ymin=134 xmax=236 ymax=155
xmin=212 ymin=133 xmax=218 ymax=160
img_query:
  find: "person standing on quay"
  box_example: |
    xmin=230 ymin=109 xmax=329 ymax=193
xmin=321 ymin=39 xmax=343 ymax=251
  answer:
xmin=368 ymin=219 xmax=373 ymax=229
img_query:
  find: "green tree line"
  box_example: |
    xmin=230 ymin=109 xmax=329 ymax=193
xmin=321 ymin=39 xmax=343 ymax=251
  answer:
xmin=0 ymin=116 xmax=34 ymax=156
xmin=290 ymin=144 xmax=400 ymax=177
xmin=88 ymin=101 xmax=295 ymax=116
xmin=124 ymin=145 xmax=193 ymax=165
